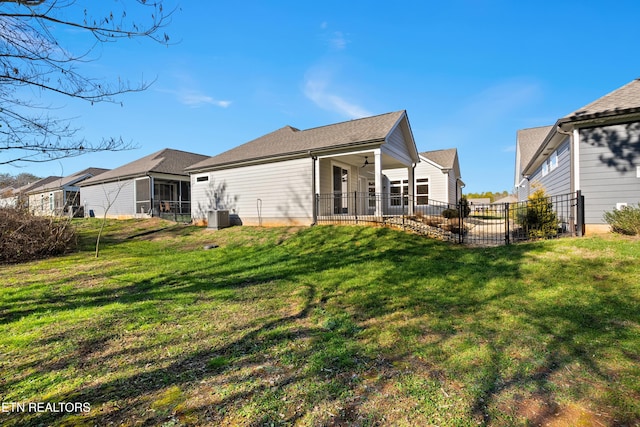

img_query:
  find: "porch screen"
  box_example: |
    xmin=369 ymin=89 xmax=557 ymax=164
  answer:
xmin=135 ymin=178 xmax=151 ymax=214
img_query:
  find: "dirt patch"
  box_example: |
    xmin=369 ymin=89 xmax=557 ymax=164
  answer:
xmin=514 ymin=396 xmax=613 ymax=427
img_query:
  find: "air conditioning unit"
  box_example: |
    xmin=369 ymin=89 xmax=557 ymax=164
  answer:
xmin=207 ymin=210 xmax=230 ymax=230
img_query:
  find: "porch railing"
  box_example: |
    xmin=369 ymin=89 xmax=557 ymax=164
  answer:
xmin=152 ymin=200 xmax=191 ymax=222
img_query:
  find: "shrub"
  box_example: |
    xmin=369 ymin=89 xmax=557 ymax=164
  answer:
xmin=518 ymin=187 xmax=558 ymax=239
xmin=0 ymin=208 xmax=77 ymax=264
xmin=603 ymin=203 xmax=640 ymax=235
xmin=458 ymin=196 xmax=471 ymax=218
xmin=442 ymin=208 xmax=459 ymax=219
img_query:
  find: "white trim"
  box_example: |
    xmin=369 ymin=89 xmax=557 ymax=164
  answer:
xmin=573 ymin=128 xmax=580 ymax=191
xmin=374 ymin=149 xmax=383 ymax=216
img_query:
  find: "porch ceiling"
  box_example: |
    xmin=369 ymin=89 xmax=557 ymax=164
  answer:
xmin=323 ymin=152 xmax=411 ymax=170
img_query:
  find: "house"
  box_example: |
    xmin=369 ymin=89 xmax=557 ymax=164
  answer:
xmin=26 ymin=168 xmax=109 ymax=216
xmin=383 ymin=148 xmax=464 ymax=208
xmin=515 ymin=78 xmax=640 ymax=234
xmin=466 ymin=198 xmax=492 ymax=215
xmin=0 ymin=176 xmax=62 ymax=210
xmin=79 ymin=148 xmax=208 ymax=219
xmin=187 ymin=111 xmax=421 ymax=226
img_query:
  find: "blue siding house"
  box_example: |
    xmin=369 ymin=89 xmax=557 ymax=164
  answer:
xmin=515 ymin=79 xmax=640 ymax=234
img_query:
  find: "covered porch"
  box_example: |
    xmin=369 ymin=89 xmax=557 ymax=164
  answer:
xmin=134 ymin=175 xmax=192 ymax=221
xmin=313 ymin=147 xmax=418 ymax=220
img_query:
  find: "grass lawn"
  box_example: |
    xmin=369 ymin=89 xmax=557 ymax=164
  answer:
xmin=1 ymin=219 xmax=639 ymax=426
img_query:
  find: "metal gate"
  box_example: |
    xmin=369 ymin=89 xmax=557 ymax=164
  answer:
xmin=460 ymin=191 xmax=585 ymax=246
xmin=315 ymin=191 xmax=585 ymax=246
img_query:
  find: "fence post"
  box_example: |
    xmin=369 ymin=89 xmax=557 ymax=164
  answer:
xmin=314 ymin=193 xmax=319 ymax=224
xmin=458 ymin=201 xmax=463 ymax=244
xmin=354 ymin=191 xmax=358 ymax=224
xmin=504 ymin=202 xmax=510 ymax=245
xmin=576 ymin=190 xmax=584 ymax=237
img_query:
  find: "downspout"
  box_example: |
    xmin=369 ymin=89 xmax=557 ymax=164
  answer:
xmin=310 ymin=151 xmax=318 ymax=225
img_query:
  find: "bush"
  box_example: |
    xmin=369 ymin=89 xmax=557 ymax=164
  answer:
xmin=518 ymin=187 xmax=558 ymax=239
xmin=442 ymin=208 xmax=459 ymax=219
xmin=458 ymin=196 xmax=471 ymax=218
xmin=0 ymin=208 xmax=77 ymax=264
xmin=603 ymin=204 xmax=640 ymax=235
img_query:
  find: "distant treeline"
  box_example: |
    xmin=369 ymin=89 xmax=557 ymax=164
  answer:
xmin=463 ymin=190 xmax=510 ymax=203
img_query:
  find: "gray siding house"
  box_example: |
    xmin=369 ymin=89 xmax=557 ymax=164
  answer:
xmin=79 ymin=149 xmax=208 ymax=219
xmin=187 ymin=111 xmax=420 ymax=226
xmin=515 ymin=78 xmax=640 ymax=234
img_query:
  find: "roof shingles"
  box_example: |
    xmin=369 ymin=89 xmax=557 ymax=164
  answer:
xmin=81 ymin=149 xmax=208 ymax=185
xmin=189 ymin=111 xmax=407 ymax=170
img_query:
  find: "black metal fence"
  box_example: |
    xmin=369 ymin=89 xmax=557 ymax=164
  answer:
xmin=316 ymin=191 xmax=585 ymax=246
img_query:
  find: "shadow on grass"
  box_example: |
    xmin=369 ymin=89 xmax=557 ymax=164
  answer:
xmin=1 ymin=225 xmax=639 ymax=426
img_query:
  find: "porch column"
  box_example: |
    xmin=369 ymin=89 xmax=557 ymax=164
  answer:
xmin=374 ymin=149 xmax=383 ymax=217
xmin=408 ymin=164 xmax=415 ymax=216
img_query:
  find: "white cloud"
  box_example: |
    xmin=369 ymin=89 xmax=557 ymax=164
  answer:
xmin=157 ymin=87 xmax=231 ymax=108
xmin=303 ymin=71 xmax=372 ymax=119
xmin=179 ymin=91 xmax=231 ymax=108
xmin=329 ymin=31 xmax=348 ymax=50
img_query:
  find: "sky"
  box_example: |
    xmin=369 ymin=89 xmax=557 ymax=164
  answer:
xmin=5 ymin=0 xmax=640 ymax=194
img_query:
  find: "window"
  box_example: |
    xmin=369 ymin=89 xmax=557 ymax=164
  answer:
xmin=549 ymin=151 xmax=558 ymax=171
xmin=416 ymin=178 xmax=429 ymax=205
xmin=390 ymin=180 xmax=408 ymax=206
xmin=542 ymin=150 xmax=558 ymax=177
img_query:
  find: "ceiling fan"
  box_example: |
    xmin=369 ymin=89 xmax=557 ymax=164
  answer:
xmin=362 ymin=156 xmax=372 ymax=167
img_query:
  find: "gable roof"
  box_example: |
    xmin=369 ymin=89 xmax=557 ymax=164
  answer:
xmin=25 ymin=168 xmax=109 ymax=194
xmin=81 ymin=149 xmax=209 ymax=185
xmin=188 ymin=110 xmax=410 ymax=170
xmin=14 ymin=176 xmax=62 ymax=195
xmin=563 ymin=78 xmax=640 ymax=122
xmin=420 ymin=148 xmax=457 ymax=170
xmin=516 ymin=126 xmax=553 ymax=179
xmin=521 ymin=78 xmax=640 ymax=176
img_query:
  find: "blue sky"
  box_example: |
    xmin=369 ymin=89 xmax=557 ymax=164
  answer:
xmin=8 ymin=0 xmax=640 ymax=193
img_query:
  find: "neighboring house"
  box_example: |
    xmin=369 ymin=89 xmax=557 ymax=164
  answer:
xmin=515 ymin=78 xmax=640 ymax=234
xmin=187 ymin=111 xmax=420 ymax=226
xmin=383 ymin=148 xmax=464 ymax=208
xmin=79 ymin=148 xmax=208 ymax=219
xmin=490 ymin=194 xmax=518 ymax=214
xmin=466 ymin=198 xmax=492 ymax=214
xmin=0 ymin=176 xmax=61 ymax=210
xmin=26 ymin=168 xmax=109 ymax=216
xmin=0 ymin=187 xmax=16 ymax=207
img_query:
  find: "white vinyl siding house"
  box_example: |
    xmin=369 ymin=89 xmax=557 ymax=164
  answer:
xmin=191 ymin=158 xmax=314 ymax=226
xmin=79 ymin=149 xmax=208 ymax=219
xmin=382 ymin=148 xmax=463 ymax=208
xmin=188 ymin=111 xmax=421 ymax=227
xmin=24 ymin=168 xmax=108 ymax=217
xmin=80 ymin=179 xmax=135 ymax=217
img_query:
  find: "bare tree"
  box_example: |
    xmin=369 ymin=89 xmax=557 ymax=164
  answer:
xmin=94 ymin=179 xmax=128 ymax=258
xmin=0 ymin=0 xmax=174 ymax=166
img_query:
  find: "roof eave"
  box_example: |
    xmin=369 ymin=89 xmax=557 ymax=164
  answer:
xmin=187 ymin=139 xmax=387 ymax=173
